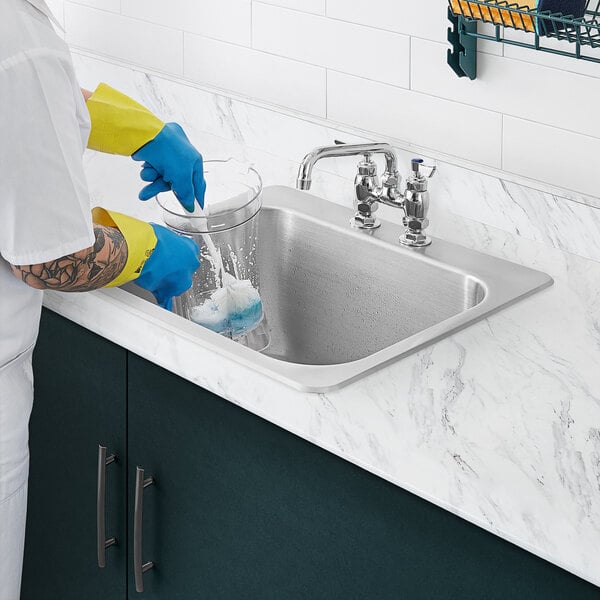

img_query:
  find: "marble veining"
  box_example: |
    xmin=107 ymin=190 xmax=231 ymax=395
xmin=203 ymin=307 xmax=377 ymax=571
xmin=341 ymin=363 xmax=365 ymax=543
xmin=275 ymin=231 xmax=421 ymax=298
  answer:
xmin=51 ymin=51 xmax=600 ymax=587
xmin=434 ymin=165 xmax=600 ymax=262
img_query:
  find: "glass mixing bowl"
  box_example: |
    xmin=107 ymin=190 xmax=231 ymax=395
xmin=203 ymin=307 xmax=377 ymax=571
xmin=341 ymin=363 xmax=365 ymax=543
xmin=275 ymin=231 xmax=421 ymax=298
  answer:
xmin=157 ymin=158 xmax=262 ymax=235
xmin=156 ymin=159 xmax=269 ymax=351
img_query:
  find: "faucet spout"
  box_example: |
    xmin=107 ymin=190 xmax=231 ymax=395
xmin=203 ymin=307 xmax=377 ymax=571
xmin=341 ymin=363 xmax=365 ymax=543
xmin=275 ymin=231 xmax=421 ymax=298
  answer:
xmin=296 ymin=142 xmax=399 ymax=191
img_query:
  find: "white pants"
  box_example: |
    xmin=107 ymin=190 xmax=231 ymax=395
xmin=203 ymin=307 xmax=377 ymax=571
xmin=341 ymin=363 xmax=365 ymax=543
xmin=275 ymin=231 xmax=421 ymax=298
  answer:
xmin=0 ymin=347 xmax=34 ymax=600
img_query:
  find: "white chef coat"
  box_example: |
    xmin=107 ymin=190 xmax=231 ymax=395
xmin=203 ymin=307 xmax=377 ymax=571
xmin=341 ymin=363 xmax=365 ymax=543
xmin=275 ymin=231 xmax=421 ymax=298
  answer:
xmin=0 ymin=1 xmax=94 ymax=597
xmin=0 ymin=0 xmax=95 ymax=368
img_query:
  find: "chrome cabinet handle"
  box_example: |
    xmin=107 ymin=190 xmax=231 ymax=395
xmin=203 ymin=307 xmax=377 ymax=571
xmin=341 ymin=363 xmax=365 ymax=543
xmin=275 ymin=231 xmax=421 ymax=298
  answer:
xmin=134 ymin=466 xmax=155 ymax=593
xmin=97 ymin=445 xmax=117 ymax=568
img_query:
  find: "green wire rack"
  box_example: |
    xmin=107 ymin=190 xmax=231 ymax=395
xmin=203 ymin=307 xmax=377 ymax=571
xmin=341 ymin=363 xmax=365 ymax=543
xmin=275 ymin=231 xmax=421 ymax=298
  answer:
xmin=448 ymin=0 xmax=600 ymax=79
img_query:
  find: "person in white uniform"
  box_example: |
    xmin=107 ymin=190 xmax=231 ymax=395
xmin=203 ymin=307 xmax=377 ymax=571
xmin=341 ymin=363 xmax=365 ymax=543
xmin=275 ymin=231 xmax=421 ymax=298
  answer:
xmin=0 ymin=2 xmax=206 ymax=597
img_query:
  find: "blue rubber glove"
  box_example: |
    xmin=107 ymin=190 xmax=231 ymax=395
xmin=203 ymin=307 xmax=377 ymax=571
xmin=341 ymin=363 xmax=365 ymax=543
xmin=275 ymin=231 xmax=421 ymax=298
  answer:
xmin=132 ymin=122 xmax=206 ymax=212
xmin=134 ymin=224 xmax=200 ymax=311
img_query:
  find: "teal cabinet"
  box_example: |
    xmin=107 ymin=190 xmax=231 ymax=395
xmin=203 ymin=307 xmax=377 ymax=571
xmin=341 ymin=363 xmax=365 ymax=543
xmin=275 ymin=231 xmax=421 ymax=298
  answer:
xmin=22 ymin=310 xmax=127 ymax=600
xmin=23 ymin=310 xmax=600 ymax=599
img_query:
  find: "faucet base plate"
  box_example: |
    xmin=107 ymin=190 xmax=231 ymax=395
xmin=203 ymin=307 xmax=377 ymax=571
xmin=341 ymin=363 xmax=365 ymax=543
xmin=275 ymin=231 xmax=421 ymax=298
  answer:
xmin=351 ymin=216 xmax=381 ymax=230
xmin=399 ymin=234 xmax=432 ymax=247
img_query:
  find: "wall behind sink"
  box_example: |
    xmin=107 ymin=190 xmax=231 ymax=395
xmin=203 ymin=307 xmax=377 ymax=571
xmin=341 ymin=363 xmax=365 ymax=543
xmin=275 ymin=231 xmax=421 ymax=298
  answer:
xmin=45 ymin=0 xmax=600 ymax=261
xmin=47 ymin=0 xmax=600 ymax=200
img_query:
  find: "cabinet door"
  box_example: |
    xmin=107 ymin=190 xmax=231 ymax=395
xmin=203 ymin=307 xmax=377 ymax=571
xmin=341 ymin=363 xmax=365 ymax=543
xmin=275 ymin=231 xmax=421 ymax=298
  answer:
xmin=127 ymin=353 xmax=598 ymax=600
xmin=22 ymin=310 xmax=127 ymax=600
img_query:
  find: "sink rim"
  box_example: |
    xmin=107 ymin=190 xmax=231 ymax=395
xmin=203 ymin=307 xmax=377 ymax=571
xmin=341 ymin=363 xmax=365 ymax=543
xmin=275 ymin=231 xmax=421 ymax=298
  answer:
xmin=113 ymin=185 xmax=553 ymax=392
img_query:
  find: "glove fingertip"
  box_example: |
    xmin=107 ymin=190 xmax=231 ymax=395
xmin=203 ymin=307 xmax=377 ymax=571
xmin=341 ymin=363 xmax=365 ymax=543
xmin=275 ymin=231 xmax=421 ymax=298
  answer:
xmin=139 ymin=188 xmax=156 ymax=201
xmin=153 ymin=290 xmax=172 ymax=311
xmin=140 ymin=177 xmax=172 ymax=201
xmin=178 ymin=195 xmax=196 ymax=213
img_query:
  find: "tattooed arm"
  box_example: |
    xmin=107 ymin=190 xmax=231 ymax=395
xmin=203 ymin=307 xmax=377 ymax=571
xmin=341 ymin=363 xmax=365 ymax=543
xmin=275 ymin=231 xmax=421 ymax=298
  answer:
xmin=10 ymin=225 xmax=128 ymax=291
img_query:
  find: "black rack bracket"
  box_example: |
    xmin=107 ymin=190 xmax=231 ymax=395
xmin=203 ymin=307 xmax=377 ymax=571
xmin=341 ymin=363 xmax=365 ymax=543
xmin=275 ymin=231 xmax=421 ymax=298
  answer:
xmin=447 ymin=7 xmax=478 ymax=79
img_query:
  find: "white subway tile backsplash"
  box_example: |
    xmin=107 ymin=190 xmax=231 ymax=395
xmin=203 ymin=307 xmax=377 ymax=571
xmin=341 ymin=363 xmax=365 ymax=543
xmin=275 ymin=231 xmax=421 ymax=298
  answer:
xmin=327 ymin=0 xmax=448 ymax=42
xmin=252 ymin=2 xmax=410 ymax=88
xmin=65 ymin=3 xmax=183 ymax=74
xmin=325 ymin=0 xmax=499 ymax=55
xmin=503 ymin=117 xmax=600 ymax=198
xmin=328 ymin=0 xmax=508 ymax=58
xmin=122 ymin=0 xmax=251 ymax=46
xmin=412 ymin=37 xmax=600 ymax=140
xmin=61 ymin=0 xmax=600 ymax=202
xmin=327 ymin=71 xmax=502 ymax=167
xmin=256 ymin=0 xmax=325 ymax=15
xmin=503 ymin=29 xmax=600 ymax=79
xmin=184 ymin=34 xmax=326 ymax=116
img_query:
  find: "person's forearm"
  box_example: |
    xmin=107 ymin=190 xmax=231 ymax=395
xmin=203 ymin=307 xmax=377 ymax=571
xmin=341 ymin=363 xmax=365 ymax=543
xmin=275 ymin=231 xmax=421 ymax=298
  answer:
xmin=11 ymin=225 xmax=128 ymax=292
xmin=81 ymin=88 xmax=92 ymax=101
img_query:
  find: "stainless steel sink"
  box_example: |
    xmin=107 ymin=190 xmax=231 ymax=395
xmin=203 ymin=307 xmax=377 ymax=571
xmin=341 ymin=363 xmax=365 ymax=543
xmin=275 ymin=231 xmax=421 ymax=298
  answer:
xmin=257 ymin=204 xmax=485 ymax=365
xmin=121 ymin=186 xmax=552 ymax=391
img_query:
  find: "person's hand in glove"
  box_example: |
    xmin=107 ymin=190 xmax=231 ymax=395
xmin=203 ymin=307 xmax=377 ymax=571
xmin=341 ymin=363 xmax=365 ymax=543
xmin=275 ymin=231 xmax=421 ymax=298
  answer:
xmin=133 ymin=124 xmax=206 ymax=212
xmin=86 ymin=84 xmax=206 ymax=212
xmin=92 ymin=208 xmax=200 ymax=310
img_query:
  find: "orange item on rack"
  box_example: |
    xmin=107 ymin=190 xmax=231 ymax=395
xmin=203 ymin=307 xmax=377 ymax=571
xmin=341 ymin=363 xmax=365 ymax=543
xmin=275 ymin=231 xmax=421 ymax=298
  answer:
xmin=450 ymin=0 xmax=538 ymax=32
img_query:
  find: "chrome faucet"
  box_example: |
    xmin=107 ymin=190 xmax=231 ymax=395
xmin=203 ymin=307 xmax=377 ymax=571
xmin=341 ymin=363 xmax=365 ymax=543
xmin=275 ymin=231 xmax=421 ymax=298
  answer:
xmin=296 ymin=141 xmax=436 ymax=247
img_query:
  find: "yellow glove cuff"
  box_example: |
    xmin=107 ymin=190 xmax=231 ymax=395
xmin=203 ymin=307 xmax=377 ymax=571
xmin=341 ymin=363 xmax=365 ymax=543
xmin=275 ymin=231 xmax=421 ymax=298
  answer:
xmin=92 ymin=207 xmax=158 ymax=288
xmin=450 ymin=0 xmax=536 ymax=32
xmin=86 ymin=83 xmax=165 ymax=155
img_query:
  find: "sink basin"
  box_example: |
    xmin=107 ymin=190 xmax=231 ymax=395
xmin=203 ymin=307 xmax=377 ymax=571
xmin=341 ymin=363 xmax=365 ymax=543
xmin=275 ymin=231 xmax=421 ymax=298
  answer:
xmin=257 ymin=204 xmax=485 ymax=365
xmin=121 ymin=186 xmax=552 ymax=391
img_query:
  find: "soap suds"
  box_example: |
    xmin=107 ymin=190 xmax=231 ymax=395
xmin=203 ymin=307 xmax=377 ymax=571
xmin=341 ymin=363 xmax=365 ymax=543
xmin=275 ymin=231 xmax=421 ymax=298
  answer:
xmin=184 ymin=184 xmax=263 ymax=337
xmin=190 ymin=273 xmax=262 ymax=336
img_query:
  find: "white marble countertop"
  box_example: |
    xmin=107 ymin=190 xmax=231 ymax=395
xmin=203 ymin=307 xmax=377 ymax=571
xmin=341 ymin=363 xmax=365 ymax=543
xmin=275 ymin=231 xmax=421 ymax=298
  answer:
xmin=44 ymin=154 xmax=600 ymax=587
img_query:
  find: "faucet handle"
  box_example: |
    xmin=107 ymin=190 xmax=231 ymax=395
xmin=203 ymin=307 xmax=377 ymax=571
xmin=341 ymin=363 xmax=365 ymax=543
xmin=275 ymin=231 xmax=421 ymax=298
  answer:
xmin=411 ymin=158 xmax=437 ymax=180
xmin=399 ymin=158 xmax=435 ymax=248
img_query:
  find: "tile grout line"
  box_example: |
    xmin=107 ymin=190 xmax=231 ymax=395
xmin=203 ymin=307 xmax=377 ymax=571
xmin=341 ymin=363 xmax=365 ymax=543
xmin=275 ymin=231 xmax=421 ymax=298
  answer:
xmin=325 ymin=68 xmax=328 ymax=119
xmin=500 ymin=114 xmax=504 ymax=172
xmin=409 ymin=35 xmax=413 ymax=90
